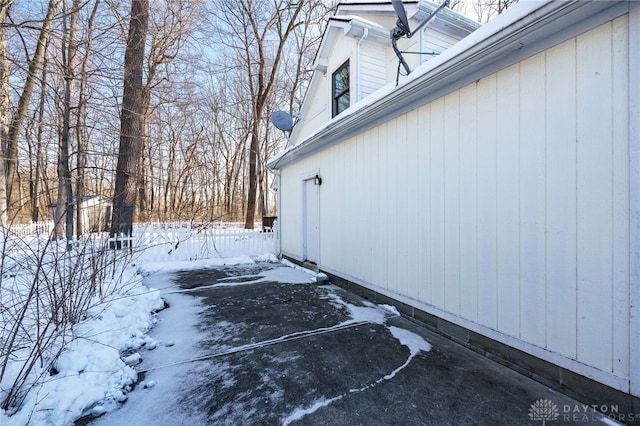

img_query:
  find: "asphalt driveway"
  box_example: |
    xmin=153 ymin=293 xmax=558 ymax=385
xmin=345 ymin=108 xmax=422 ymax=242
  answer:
xmin=87 ymin=261 xmax=613 ymax=425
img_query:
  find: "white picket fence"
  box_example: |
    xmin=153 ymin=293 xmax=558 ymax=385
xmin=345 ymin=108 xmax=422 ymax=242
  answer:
xmin=7 ymin=221 xmax=56 ymax=238
xmin=4 ymin=221 xmax=279 ymax=263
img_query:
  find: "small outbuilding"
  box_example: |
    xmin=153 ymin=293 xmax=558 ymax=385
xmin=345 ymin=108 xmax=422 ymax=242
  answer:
xmin=48 ymin=195 xmax=112 ymax=234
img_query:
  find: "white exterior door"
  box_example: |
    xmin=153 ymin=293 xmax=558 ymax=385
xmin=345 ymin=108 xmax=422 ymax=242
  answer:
xmin=303 ymin=178 xmax=320 ymax=263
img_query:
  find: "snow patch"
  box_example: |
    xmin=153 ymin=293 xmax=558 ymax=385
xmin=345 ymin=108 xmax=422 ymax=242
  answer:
xmin=280 ymin=259 xmax=317 ymax=276
xmin=282 ymin=395 xmax=344 ymax=426
xmin=253 ymin=252 xmax=279 ymax=263
xmin=315 ymin=272 xmax=329 ymax=282
xmin=379 ymin=304 xmax=400 ymax=316
xmin=389 ymin=326 xmax=432 ymax=355
xmin=123 ymin=352 xmax=142 ymax=366
xmin=140 ymin=254 xmax=256 ymax=275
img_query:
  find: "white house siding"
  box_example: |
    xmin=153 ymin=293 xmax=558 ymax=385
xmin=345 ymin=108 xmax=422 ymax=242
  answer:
xmin=279 ymin=17 xmax=631 ymax=389
xmin=295 ymin=74 xmax=328 ymax=141
xmin=358 ymin=41 xmax=386 ymax=99
xmin=421 ymin=28 xmax=459 ymax=64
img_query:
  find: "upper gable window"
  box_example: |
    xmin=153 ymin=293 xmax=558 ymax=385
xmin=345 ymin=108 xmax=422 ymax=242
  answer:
xmin=332 ymin=60 xmax=350 ymax=117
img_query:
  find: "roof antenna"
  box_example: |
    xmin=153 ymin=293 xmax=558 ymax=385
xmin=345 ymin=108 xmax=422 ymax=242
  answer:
xmin=391 ymin=0 xmax=450 ymax=83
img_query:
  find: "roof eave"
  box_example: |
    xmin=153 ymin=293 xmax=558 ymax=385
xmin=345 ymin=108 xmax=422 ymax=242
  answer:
xmin=269 ymin=0 xmax=629 ymax=170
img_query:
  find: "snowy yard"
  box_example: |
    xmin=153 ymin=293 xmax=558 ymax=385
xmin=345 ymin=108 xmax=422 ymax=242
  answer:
xmin=0 ymin=231 xmax=431 ymax=426
xmin=0 ymin=225 xmax=279 ymax=425
xmin=0 ymin=219 xmax=440 ymax=426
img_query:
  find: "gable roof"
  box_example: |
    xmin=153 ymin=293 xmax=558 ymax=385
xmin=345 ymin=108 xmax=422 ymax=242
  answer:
xmin=268 ymin=0 xmax=629 ymax=170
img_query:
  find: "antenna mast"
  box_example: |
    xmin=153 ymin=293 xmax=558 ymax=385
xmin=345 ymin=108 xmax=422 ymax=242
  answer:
xmin=391 ymin=0 xmax=450 ymax=79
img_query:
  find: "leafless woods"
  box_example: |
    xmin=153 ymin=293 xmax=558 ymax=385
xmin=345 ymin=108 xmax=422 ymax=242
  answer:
xmin=0 ymin=0 xmax=332 ymax=234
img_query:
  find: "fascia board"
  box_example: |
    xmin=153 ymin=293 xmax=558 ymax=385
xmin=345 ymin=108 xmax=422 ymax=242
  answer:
xmin=315 ymin=20 xmax=349 ymax=63
xmin=269 ymin=0 xmax=627 ymax=170
xmin=414 ymin=1 xmax=481 ymax=36
xmin=345 ymin=17 xmax=390 ymax=43
xmin=337 ymin=1 xmax=414 ymax=16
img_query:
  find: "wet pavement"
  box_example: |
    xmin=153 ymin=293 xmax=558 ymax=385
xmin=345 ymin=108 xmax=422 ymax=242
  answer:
xmin=86 ymin=261 xmax=614 ymax=425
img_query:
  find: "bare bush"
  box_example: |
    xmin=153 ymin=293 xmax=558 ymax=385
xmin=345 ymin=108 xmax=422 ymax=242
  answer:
xmin=0 ymin=227 xmax=139 ymax=413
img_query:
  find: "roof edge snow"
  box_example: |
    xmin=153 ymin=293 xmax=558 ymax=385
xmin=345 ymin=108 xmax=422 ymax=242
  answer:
xmin=269 ymin=0 xmax=630 ymax=170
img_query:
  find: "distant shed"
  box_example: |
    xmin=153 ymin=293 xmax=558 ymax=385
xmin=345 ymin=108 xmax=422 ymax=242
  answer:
xmin=48 ymin=195 xmax=112 ymax=234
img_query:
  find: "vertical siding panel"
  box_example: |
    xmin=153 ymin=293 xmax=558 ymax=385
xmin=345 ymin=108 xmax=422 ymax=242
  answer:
xmin=396 ymin=114 xmax=409 ymax=296
xmin=381 ymin=123 xmax=394 ymax=291
xmin=612 ymin=15 xmax=630 ymax=378
xmin=334 ymin=144 xmax=345 ymax=269
xmin=344 ymin=140 xmax=353 ymax=271
xmin=363 ymin=129 xmax=376 ymax=284
xmin=545 ymin=39 xmax=578 ymax=358
xmin=459 ymin=84 xmax=478 ymax=322
xmin=354 ymin=135 xmax=364 ymax=276
xmin=385 ymin=120 xmax=398 ymax=292
xmin=354 ymin=133 xmax=364 ymax=279
xmin=576 ymin=23 xmax=614 ymax=371
xmin=418 ymin=104 xmax=432 ymax=303
xmin=407 ymin=108 xmax=421 ymax=299
xmin=326 ymin=146 xmax=343 ymax=268
xmin=350 ymin=138 xmax=358 ymax=274
xmin=519 ymin=53 xmax=547 ymax=347
xmin=496 ymin=65 xmax=520 ymax=337
xmin=373 ymin=126 xmax=388 ymax=287
xmin=444 ymin=92 xmax=461 ymax=315
xmin=430 ymin=98 xmax=446 ymax=308
xmin=370 ymin=127 xmax=381 ymax=284
xmin=476 ymin=75 xmax=498 ymax=329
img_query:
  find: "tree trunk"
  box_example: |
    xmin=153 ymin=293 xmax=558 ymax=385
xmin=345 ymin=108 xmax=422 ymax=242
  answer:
xmin=0 ymin=0 xmax=14 ymax=227
xmin=110 ymin=0 xmax=149 ymax=242
xmin=32 ymin=46 xmax=49 ymax=223
xmin=244 ymin=129 xmax=259 ymax=229
xmin=55 ymin=0 xmax=80 ymax=247
xmin=75 ymin=0 xmax=100 ymax=236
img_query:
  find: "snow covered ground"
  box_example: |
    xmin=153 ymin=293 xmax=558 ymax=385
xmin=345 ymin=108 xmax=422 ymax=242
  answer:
xmin=0 ymin=241 xmax=435 ymax=426
xmin=0 ymin=229 xmax=279 ymax=426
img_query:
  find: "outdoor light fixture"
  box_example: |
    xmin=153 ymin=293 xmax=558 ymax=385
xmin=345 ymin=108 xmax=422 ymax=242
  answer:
xmin=314 ymin=174 xmax=322 ymax=185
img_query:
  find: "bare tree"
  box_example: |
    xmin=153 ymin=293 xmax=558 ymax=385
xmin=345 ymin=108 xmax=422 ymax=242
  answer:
xmin=5 ymin=0 xmax=62 ymax=214
xmin=213 ymin=0 xmax=327 ymax=229
xmin=138 ymin=0 xmax=198 ymax=220
xmin=29 ymin=36 xmax=49 ymax=223
xmin=210 ymin=0 xmax=326 ymax=229
xmin=110 ymin=0 xmax=149 ymax=240
xmin=0 ymin=0 xmax=328 ymax=226
xmin=0 ymin=0 xmax=14 ymax=227
xmin=54 ymin=0 xmax=83 ymax=245
xmin=75 ymin=0 xmax=101 ymax=237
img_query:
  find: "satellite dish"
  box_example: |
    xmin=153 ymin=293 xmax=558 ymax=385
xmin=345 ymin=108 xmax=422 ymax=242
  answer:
xmin=391 ymin=0 xmax=450 ymax=77
xmin=392 ymin=0 xmax=411 ymax=37
xmin=271 ymin=110 xmax=294 ymax=132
